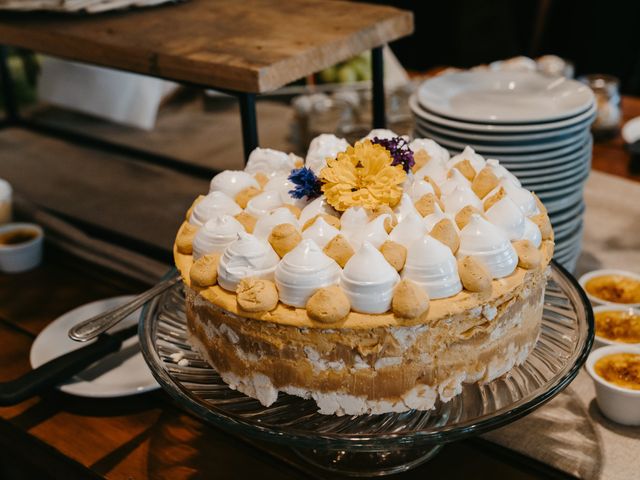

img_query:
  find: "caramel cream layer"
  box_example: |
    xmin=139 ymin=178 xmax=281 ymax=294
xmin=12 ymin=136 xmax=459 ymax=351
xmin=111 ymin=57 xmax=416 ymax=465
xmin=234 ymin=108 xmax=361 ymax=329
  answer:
xmin=174 ymin=226 xmax=554 ymax=329
xmin=186 ymin=274 xmax=545 ymax=400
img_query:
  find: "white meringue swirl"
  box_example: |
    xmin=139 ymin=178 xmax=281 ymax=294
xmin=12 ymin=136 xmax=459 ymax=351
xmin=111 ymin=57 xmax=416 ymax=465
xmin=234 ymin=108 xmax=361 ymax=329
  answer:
xmin=409 ymin=138 xmax=450 ymax=165
xmin=305 ymin=134 xmax=349 ymax=173
xmin=299 ymin=196 xmax=338 ymax=225
xmin=448 ymin=146 xmax=486 ymax=173
xmin=252 ymin=207 xmax=300 ymax=240
xmin=407 ymin=178 xmax=435 ymax=201
xmin=340 ymin=206 xmax=370 ymax=236
xmin=244 ymin=148 xmax=297 ymax=178
xmin=340 ymin=241 xmax=400 ymax=314
xmin=209 ymin=170 xmax=260 ymax=198
xmin=192 ymin=215 xmax=245 ymax=259
xmin=302 ymin=216 xmax=340 ymax=248
xmin=217 ymin=232 xmax=280 ymax=291
xmin=485 ymin=196 xmax=526 ymax=241
xmin=486 ymin=159 xmax=521 ymax=186
xmin=440 ymin=168 xmax=471 ymax=196
xmin=441 ymin=184 xmax=483 ymax=215
xmin=189 ymin=191 xmax=242 ymax=226
xmin=523 ymin=218 xmax=542 ymax=248
xmin=458 ymin=214 xmax=518 ymax=279
xmin=490 ymin=178 xmax=539 ymax=217
xmin=275 ymin=239 xmax=341 ymax=308
xmin=245 ymin=190 xmax=285 ymax=217
xmin=349 ymin=214 xmax=389 ymax=249
xmin=402 ymin=235 xmax=462 ymax=299
xmin=389 ymin=212 xmax=428 ymax=248
xmin=394 ymin=193 xmax=420 ymax=223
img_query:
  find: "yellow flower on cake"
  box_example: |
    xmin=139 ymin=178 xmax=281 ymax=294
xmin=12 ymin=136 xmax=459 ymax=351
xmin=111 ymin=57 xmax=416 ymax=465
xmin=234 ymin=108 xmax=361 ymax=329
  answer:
xmin=319 ymin=140 xmax=406 ymax=211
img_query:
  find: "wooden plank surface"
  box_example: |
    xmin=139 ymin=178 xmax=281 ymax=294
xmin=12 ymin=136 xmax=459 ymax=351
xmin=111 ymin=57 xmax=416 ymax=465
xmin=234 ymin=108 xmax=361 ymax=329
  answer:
xmin=0 ymin=0 xmax=413 ymax=93
xmin=0 ymin=127 xmax=209 ymax=257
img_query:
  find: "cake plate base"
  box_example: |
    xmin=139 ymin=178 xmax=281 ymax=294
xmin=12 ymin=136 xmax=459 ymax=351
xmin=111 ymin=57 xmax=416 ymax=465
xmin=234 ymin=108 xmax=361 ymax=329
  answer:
xmin=139 ymin=262 xmax=593 ymax=477
xmin=293 ymin=445 xmax=443 ymax=477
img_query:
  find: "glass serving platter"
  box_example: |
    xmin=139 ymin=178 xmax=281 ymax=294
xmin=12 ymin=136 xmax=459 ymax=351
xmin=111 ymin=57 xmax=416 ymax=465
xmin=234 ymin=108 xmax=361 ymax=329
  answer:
xmin=139 ymin=262 xmax=593 ymax=476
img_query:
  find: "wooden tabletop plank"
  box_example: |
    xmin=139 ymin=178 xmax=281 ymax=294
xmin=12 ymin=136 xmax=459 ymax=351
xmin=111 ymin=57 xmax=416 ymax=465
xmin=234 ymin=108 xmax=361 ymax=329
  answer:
xmin=0 ymin=0 xmax=413 ymax=93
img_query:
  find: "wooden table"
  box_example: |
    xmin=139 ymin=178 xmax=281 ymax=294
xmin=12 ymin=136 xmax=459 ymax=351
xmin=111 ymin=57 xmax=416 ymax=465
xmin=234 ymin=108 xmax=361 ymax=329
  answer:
xmin=1 ymin=96 xmax=638 ymax=479
xmin=0 ymin=0 xmax=413 ymax=157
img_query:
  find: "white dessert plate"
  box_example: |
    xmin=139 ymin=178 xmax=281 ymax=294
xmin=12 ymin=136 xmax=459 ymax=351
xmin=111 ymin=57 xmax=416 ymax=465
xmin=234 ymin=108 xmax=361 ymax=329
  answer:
xmin=508 ymin=149 xmax=589 ymax=176
xmin=416 ymin=71 xmax=594 ymax=123
xmin=541 ymin=188 xmax=584 ymax=213
xmin=419 ymin=128 xmax=589 ymax=154
xmin=415 ymin=115 xmax=593 ymax=143
xmin=523 ymin=164 xmax=590 ymax=192
xmin=410 ymin=94 xmax=597 ymax=133
xmin=512 ymin=156 xmax=588 ymax=181
xmin=30 ymin=296 xmax=159 ymax=398
xmin=486 ymin=138 xmax=591 ymax=163
xmin=548 ymin=201 xmax=585 ymax=225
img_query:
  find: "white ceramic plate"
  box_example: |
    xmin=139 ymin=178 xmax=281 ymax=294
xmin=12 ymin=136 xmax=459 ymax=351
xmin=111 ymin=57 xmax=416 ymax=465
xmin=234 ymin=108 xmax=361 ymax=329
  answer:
xmin=485 ymin=138 xmax=591 ymax=162
xmin=416 ymin=72 xmax=594 ymax=123
xmin=549 ymin=201 xmax=585 ymax=224
xmin=415 ymin=126 xmax=590 ymax=154
xmin=507 ymin=151 xmax=589 ymax=177
xmin=541 ymin=188 xmax=584 ymax=213
xmin=415 ymin=115 xmax=592 ymax=143
xmin=522 ymin=164 xmax=590 ymax=192
xmin=553 ymin=215 xmax=584 ymax=237
xmin=410 ymin=94 xmax=597 ymax=133
xmin=30 ymin=296 xmax=159 ymax=398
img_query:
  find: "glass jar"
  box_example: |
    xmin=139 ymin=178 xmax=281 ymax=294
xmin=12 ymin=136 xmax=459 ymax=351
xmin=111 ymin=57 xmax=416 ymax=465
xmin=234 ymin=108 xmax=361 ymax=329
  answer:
xmin=578 ymin=74 xmax=621 ymax=139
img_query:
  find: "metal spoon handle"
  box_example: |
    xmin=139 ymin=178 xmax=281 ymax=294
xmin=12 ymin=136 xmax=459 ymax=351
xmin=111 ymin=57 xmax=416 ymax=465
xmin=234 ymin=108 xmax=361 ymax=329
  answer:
xmin=68 ymin=274 xmax=181 ymax=342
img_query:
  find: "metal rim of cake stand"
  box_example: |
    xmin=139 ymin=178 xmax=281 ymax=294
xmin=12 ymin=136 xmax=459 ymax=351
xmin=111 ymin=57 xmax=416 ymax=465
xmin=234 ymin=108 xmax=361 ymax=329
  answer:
xmin=139 ymin=262 xmax=594 ymax=476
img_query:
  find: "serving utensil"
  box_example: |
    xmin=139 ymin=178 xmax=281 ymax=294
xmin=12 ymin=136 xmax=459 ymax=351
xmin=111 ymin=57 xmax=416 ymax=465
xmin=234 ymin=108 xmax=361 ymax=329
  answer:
xmin=68 ymin=274 xmax=181 ymax=342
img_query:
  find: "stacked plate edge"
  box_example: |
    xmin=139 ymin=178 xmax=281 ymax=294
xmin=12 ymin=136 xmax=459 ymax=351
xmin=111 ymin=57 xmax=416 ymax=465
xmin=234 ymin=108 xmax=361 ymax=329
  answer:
xmin=411 ymin=71 xmax=596 ymax=272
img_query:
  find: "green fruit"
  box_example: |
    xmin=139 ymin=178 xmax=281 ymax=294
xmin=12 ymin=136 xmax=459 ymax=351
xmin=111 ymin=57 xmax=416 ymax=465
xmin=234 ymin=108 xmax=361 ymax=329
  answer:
xmin=318 ymin=66 xmax=337 ymax=84
xmin=336 ymin=66 xmax=358 ymax=84
xmin=353 ymin=59 xmax=371 ymax=81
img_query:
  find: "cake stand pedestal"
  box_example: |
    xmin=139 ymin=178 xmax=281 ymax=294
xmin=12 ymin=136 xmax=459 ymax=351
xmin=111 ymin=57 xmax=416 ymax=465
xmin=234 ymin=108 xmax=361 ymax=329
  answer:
xmin=139 ymin=262 xmax=593 ymax=477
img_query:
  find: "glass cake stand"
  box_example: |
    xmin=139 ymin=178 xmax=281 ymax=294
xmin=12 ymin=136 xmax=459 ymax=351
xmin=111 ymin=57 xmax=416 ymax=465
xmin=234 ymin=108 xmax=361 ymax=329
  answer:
xmin=139 ymin=262 xmax=593 ymax=477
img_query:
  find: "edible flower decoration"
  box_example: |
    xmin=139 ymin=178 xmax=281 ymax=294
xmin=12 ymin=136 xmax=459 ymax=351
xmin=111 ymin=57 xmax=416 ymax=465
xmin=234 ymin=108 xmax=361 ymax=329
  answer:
xmin=288 ymin=167 xmax=323 ymax=200
xmin=318 ymin=140 xmax=406 ymax=211
xmin=371 ymin=136 xmax=414 ymax=172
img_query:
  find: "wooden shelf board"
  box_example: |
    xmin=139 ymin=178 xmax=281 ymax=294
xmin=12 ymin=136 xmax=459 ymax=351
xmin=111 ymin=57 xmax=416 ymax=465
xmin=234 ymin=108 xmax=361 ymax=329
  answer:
xmin=0 ymin=0 xmax=413 ymax=92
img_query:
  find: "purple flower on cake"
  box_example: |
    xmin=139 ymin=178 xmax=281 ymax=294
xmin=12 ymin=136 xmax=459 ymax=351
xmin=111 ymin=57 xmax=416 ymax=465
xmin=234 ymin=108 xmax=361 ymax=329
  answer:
xmin=288 ymin=167 xmax=323 ymax=200
xmin=372 ymin=136 xmax=415 ymax=173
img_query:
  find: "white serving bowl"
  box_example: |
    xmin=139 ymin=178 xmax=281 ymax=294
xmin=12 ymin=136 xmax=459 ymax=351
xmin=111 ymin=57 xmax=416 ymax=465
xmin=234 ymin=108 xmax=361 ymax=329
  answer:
xmin=0 ymin=223 xmax=44 ymax=273
xmin=593 ymin=305 xmax=640 ymax=349
xmin=586 ymin=345 xmax=640 ymax=426
xmin=578 ymin=269 xmax=640 ymax=308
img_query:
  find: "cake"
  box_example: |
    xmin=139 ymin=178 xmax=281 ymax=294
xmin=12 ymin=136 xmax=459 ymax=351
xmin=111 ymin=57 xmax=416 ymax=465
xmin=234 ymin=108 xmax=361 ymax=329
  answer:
xmin=173 ymin=131 xmax=554 ymax=416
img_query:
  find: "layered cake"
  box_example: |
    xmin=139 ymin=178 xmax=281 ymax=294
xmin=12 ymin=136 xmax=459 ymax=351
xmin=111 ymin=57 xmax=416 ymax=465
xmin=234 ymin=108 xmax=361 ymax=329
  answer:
xmin=173 ymin=130 xmax=554 ymax=415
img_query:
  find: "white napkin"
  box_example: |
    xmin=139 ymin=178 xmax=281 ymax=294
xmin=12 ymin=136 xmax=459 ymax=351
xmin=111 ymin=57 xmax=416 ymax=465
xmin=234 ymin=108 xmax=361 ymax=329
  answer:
xmin=38 ymin=56 xmax=177 ymax=130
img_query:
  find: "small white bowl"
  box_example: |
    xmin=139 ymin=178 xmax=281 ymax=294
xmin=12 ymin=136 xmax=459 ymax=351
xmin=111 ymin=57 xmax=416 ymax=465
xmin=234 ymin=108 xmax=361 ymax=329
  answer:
xmin=586 ymin=345 xmax=640 ymax=426
xmin=622 ymin=116 xmax=640 ymax=144
xmin=593 ymin=305 xmax=640 ymax=348
xmin=0 ymin=223 xmax=44 ymax=273
xmin=578 ymin=269 xmax=640 ymax=308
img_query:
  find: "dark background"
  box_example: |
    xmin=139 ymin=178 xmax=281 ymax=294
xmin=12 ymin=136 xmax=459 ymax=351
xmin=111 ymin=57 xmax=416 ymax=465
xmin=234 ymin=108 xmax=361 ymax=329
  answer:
xmin=367 ymin=0 xmax=640 ymax=94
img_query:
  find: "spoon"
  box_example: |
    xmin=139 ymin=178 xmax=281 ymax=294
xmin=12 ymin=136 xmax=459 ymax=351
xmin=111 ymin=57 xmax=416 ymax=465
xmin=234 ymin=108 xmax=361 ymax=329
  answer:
xmin=68 ymin=273 xmax=181 ymax=342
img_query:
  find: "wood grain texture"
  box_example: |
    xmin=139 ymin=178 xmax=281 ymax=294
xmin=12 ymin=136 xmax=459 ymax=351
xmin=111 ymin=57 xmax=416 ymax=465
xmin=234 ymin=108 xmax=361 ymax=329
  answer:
xmin=0 ymin=0 xmax=413 ymax=92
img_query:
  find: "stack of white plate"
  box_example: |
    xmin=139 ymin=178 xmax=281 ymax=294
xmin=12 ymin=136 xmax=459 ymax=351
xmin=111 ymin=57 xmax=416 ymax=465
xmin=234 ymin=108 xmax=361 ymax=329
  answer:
xmin=410 ymin=71 xmax=596 ymax=272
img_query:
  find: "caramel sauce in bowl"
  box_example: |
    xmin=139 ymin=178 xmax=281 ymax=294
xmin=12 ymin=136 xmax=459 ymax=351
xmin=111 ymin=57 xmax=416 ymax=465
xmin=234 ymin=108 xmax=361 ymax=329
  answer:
xmin=579 ymin=269 xmax=640 ymax=308
xmin=593 ymin=306 xmax=640 ymax=347
xmin=586 ymin=345 xmax=640 ymax=425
